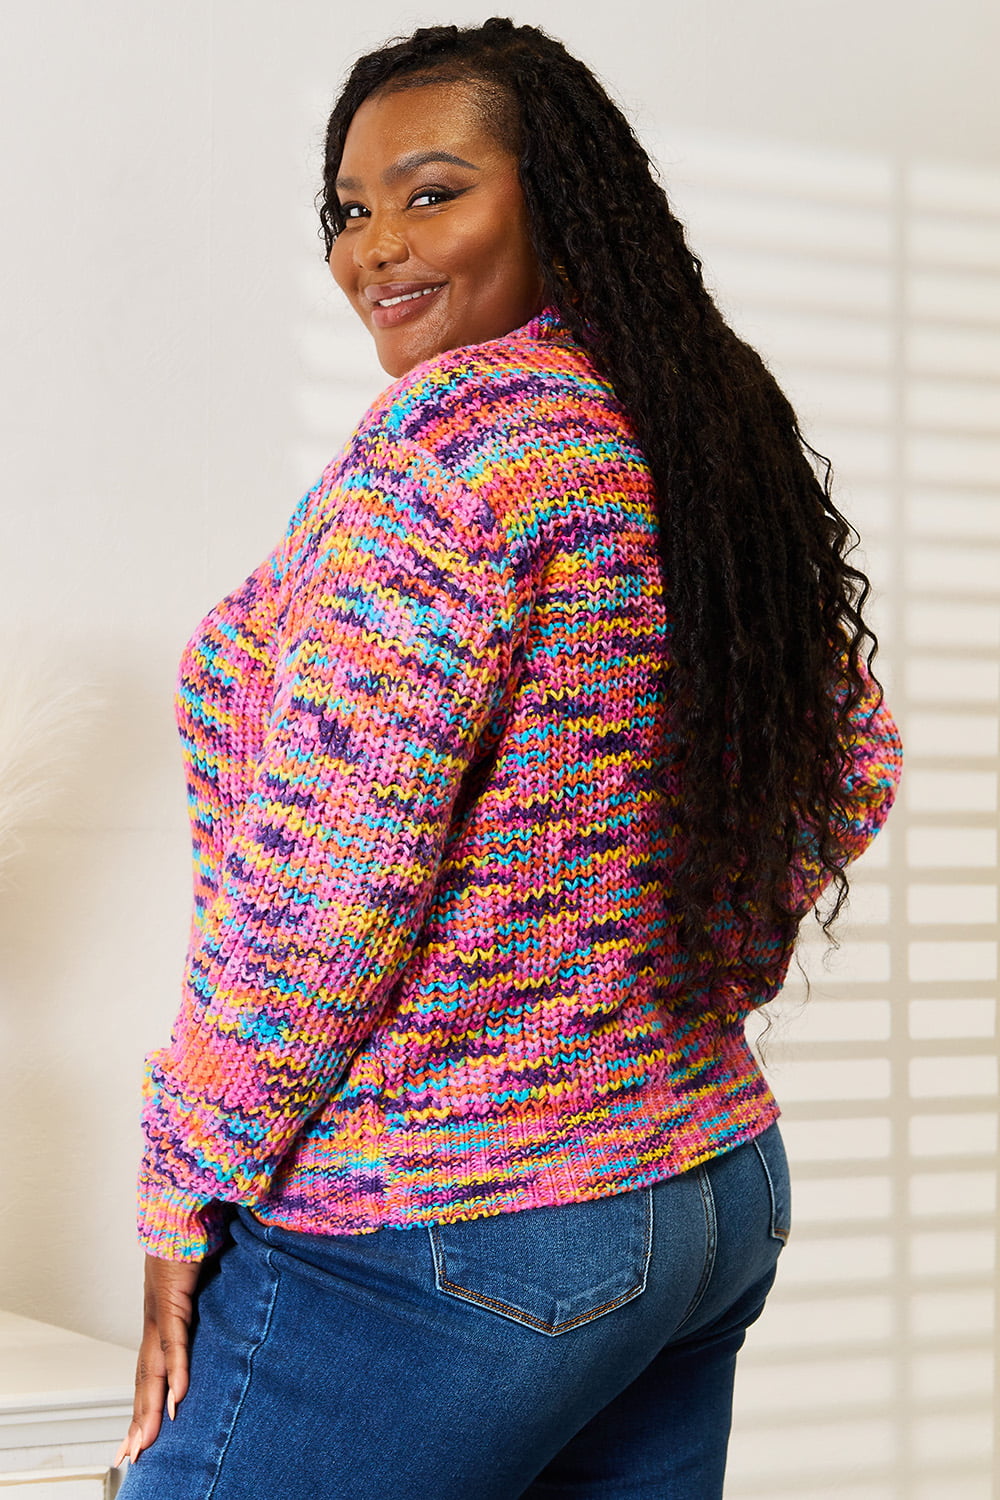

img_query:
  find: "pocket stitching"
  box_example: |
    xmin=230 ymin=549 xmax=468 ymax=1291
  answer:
xmin=753 ymin=1135 xmax=791 ymax=1243
xmin=429 ymin=1189 xmax=653 ymax=1336
xmin=671 ymin=1165 xmax=718 ymax=1334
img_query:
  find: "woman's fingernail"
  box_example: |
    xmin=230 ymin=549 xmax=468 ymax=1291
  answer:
xmin=129 ymin=1437 xmax=141 ymax=1465
xmin=167 ymin=1389 xmax=176 ymax=1421
xmin=113 ymin=1440 xmax=128 ymax=1468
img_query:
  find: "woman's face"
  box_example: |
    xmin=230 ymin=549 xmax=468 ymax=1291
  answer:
xmin=329 ymin=80 xmax=545 ymax=378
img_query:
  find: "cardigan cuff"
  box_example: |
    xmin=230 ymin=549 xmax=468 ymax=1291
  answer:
xmin=137 ymin=1168 xmax=226 ymax=1262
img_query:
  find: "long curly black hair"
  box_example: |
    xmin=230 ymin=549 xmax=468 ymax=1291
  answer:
xmin=318 ymin=17 xmax=882 ymax=982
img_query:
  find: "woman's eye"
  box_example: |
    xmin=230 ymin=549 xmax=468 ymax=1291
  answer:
xmin=410 ymin=187 xmax=456 ymax=208
xmin=340 ymin=203 xmax=368 ymax=221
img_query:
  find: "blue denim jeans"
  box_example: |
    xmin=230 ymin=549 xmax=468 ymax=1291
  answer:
xmin=117 ymin=1123 xmax=789 ymax=1499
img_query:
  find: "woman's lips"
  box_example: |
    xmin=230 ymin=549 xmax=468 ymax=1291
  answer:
xmin=366 ymin=282 xmax=446 ymax=329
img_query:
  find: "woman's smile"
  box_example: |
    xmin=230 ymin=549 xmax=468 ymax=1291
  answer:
xmin=329 ymin=82 xmax=545 ymax=377
xmin=365 ymin=280 xmax=447 ymax=328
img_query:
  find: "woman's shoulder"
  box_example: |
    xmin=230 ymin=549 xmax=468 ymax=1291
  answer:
xmin=353 ymin=307 xmax=615 ymax=451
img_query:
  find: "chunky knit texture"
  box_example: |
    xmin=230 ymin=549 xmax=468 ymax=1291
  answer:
xmin=138 ymin=308 xmax=903 ymax=1260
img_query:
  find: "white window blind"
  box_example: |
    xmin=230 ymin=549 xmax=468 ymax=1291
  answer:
xmin=654 ymin=136 xmax=999 ymax=1500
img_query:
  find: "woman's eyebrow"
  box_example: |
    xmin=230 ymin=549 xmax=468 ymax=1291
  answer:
xmin=336 ymin=150 xmax=480 ymax=192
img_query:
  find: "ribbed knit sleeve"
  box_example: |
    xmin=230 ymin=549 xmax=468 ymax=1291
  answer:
xmin=138 ymin=430 xmax=510 ymax=1260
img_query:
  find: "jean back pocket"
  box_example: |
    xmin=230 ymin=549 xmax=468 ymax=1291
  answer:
xmin=429 ymin=1188 xmax=653 ymax=1336
xmin=752 ymin=1122 xmax=792 ymax=1243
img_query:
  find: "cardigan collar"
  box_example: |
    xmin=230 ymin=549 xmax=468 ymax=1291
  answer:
xmin=521 ymin=304 xmax=576 ymax=346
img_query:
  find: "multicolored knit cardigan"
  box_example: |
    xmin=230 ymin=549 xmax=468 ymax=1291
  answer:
xmin=138 ymin=308 xmax=903 ymax=1260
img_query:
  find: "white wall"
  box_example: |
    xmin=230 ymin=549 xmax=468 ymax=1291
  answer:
xmin=1 ymin=4 xmax=997 ymax=1495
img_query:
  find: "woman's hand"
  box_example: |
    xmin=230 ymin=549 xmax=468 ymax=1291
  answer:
xmin=114 ymin=1253 xmax=202 ymax=1468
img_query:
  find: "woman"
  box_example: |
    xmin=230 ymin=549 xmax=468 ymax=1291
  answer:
xmin=116 ymin=18 xmax=902 ymax=1499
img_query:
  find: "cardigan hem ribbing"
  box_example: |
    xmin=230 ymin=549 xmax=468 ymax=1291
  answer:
xmin=137 ymin=1014 xmax=783 ymax=1261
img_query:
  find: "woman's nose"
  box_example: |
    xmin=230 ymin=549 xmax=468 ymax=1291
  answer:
xmin=354 ymin=214 xmax=408 ymax=269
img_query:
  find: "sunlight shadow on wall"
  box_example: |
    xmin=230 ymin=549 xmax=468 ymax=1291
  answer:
xmin=650 ymin=131 xmax=998 ymax=1500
